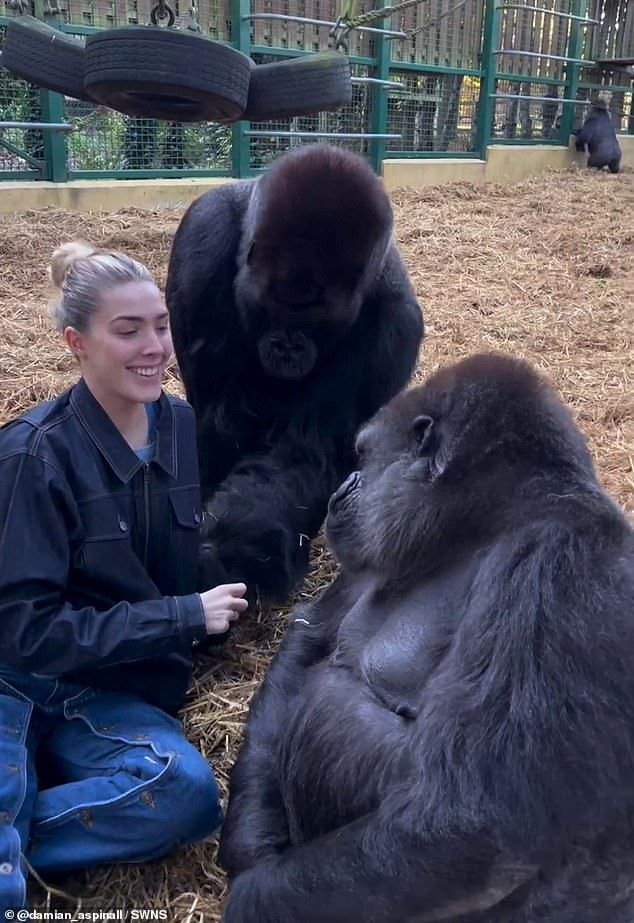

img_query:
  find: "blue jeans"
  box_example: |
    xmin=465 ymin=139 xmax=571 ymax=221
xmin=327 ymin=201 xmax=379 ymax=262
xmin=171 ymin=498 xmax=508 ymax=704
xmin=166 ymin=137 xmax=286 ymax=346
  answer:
xmin=0 ymin=667 xmax=223 ymax=911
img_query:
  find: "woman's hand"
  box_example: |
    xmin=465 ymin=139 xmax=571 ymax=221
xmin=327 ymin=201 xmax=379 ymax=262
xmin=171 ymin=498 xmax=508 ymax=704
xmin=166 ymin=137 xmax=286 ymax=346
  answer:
xmin=199 ymin=582 xmax=248 ymax=634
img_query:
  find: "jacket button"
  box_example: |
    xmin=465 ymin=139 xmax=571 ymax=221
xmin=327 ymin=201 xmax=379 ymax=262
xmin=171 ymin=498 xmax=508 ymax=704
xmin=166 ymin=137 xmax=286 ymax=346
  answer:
xmin=118 ymin=517 xmax=128 ymax=532
xmin=0 ymin=862 xmax=13 ymax=875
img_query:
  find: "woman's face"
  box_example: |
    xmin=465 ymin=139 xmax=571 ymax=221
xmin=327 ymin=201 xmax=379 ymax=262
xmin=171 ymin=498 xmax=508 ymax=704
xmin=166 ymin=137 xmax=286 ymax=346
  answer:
xmin=64 ymin=280 xmax=173 ymax=406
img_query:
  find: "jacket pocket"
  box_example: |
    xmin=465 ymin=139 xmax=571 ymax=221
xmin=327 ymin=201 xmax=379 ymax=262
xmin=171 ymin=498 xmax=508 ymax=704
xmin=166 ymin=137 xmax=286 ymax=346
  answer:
xmin=79 ymin=496 xmax=132 ymax=543
xmin=168 ymin=487 xmax=202 ymax=532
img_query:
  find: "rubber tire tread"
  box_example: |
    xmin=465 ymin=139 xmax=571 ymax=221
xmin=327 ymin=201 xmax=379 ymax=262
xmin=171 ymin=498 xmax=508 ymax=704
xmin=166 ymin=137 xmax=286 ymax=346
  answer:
xmin=242 ymin=51 xmax=352 ymax=122
xmin=83 ymin=27 xmax=251 ymax=122
xmin=1 ymin=15 xmax=94 ymax=102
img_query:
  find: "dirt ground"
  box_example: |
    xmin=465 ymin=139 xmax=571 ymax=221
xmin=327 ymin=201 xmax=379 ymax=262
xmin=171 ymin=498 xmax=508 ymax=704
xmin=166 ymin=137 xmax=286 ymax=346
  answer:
xmin=0 ymin=165 xmax=631 ymax=920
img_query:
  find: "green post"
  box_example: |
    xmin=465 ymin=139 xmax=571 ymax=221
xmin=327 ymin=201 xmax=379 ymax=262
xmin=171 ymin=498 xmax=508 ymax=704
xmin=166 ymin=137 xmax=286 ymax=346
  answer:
xmin=40 ymin=90 xmax=68 ymax=183
xmin=560 ymin=0 xmax=586 ymax=144
xmin=475 ymin=0 xmax=499 ymax=159
xmin=231 ymin=0 xmax=251 ymax=178
xmin=369 ymin=3 xmax=391 ymax=175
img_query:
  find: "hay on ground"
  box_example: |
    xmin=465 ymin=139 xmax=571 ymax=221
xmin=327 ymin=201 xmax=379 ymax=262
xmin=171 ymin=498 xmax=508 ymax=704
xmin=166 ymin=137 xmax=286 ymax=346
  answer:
xmin=0 ymin=165 xmax=631 ymax=921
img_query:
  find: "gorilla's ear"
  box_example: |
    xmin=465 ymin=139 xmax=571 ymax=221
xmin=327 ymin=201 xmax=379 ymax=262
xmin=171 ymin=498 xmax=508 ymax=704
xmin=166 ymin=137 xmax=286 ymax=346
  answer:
xmin=412 ymin=415 xmax=436 ymax=456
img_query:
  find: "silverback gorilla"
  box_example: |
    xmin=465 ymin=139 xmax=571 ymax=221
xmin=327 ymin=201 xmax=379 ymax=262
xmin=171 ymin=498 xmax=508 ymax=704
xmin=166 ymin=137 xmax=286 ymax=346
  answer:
xmin=575 ymin=100 xmax=622 ymax=173
xmin=217 ymin=352 xmax=634 ymax=923
xmin=165 ymin=144 xmax=423 ymax=602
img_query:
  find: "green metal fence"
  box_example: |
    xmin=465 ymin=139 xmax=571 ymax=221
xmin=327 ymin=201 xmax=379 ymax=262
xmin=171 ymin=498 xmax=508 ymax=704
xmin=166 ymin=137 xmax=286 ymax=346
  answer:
xmin=0 ymin=0 xmax=632 ymax=180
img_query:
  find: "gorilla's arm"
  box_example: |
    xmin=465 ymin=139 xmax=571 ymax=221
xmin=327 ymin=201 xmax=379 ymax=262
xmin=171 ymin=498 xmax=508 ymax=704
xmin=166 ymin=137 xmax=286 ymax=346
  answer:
xmin=201 ymin=251 xmax=423 ymax=599
xmin=217 ymin=578 xmax=350 ymax=878
xmin=221 ymin=523 xmax=634 ymax=923
xmin=165 ymin=181 xmax=253 ymax=412
xmin=575 ymin=114 xmax=595 ymax=151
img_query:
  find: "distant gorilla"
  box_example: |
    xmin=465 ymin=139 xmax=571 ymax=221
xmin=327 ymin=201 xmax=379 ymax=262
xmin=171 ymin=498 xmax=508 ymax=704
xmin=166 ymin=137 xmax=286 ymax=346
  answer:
xmin=166 ymin=144 xmax=424 ymax=603
xmin=217 ymin=352 xmax=634 ymax=923
xmin=575 ymin=100 xmax=622 ymax=173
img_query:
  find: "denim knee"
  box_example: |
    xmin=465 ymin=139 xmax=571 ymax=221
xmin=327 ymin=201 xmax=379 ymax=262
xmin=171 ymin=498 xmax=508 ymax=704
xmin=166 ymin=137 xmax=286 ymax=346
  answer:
xmin=163 ymin=747 xmax=224 ymax=844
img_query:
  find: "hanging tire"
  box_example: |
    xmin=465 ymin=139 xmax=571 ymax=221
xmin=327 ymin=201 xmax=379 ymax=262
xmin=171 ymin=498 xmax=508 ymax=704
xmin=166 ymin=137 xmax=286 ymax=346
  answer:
xmin=0 ymin=15 xmax=95 ymax=102
xmin=83 ymin=26 xmax=251 ymax=122
xmin=242 ymin=51 xmax=352 ymax=122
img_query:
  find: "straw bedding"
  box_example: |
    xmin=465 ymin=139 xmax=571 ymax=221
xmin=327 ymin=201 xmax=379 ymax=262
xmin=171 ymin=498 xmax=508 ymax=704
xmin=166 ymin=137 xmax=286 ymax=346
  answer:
xmin=0 ymin=164 xmax=631 ymax=920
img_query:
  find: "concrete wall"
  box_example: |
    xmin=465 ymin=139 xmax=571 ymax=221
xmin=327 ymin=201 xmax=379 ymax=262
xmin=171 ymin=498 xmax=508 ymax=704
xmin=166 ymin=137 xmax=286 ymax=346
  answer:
xmin=0 ymin=176 xmax=234 ymax=213
xmin=383 ymin=134 xmax=632 ymax=191
xmin=0 ymin=136 xmax=631 ymax=212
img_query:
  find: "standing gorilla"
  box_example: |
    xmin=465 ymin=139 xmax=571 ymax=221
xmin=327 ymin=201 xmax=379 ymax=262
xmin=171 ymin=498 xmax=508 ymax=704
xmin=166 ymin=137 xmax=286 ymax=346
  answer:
xmin=218 ymin=352 xmax=634 ymax=923
xmin=166 ymin=144 xmax=423 ymax=602
xmin=575 ymin=99 xmax=622 ymax=173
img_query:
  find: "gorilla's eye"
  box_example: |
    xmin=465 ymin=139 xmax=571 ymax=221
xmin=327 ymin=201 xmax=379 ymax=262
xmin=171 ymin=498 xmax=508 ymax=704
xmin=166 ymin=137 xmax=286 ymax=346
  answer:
xmin=412 ymin=415 xmax=436 ymax=456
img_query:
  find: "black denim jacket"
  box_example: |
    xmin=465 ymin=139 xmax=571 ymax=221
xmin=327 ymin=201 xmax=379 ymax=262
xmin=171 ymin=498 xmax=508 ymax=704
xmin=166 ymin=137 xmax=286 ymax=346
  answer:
xmin=0 ymin=378 xmax=208 ymax=715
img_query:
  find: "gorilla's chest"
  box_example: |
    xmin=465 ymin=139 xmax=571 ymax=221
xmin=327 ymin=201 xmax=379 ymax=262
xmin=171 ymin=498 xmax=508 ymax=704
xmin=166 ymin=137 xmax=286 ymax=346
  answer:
xmin=333 ymin=588 xmax=461 ymax=719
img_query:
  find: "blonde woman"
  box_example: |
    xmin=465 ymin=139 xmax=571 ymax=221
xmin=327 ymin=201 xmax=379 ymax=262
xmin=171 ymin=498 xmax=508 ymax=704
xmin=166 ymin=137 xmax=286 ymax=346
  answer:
xmin=0 ymin=242 xmax=248 ymax=910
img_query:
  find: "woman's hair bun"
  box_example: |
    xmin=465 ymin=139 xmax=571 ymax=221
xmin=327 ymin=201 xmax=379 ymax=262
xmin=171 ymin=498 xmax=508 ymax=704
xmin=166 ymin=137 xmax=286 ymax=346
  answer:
xmin=49 ymin=240 xmax=98 ymax=290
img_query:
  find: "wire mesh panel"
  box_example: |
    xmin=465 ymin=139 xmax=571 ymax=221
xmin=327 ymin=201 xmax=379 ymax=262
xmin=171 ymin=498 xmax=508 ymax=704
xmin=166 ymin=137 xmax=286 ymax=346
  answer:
xmin=386 ymin=69 xmax=480 ymax=151
xmin=0 ymin=28 xmax=45 ymax=176
xmin=491 ymin=79 xmax=570 ymax=139
xmin=63 ymin=98 xmax=232 ymax=172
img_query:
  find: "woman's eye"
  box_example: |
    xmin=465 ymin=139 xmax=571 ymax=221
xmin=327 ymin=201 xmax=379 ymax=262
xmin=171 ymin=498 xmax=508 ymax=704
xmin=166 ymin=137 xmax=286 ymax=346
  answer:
xmin=119 ymin=330 xmax=137 ymax=337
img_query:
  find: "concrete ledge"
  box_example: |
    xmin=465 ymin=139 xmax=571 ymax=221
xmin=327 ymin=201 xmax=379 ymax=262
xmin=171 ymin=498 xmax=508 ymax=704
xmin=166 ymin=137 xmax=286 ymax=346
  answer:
xmin=0 ymin=136 xmax=630 ymax=212
xmin=619 ymin=134 xmax=634 ymax=169
xmin=0 ymin=176 xmax=235 ymax=213
xmin=485 ymin=143 xmax=574 ymax=183
xmin=382 ymin=158 xmax=486 ymax=191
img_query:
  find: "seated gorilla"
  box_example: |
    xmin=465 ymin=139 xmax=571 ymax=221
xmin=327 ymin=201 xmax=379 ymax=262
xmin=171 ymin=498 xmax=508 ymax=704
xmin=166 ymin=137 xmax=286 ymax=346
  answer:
xmin=575 ymin=100 xmax=622 ymax=173
xmin=165 ymin=144 xmax=424 ymax=603
xmin=217 ymin=352 xmax=634 ymax=923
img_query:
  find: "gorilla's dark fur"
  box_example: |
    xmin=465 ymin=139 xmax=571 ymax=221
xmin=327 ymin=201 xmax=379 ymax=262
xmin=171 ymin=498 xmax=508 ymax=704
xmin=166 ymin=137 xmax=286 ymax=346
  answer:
xmin=166 ymin=144 xmax=423 ymax=602
xmin=218 ymin=352 xmax=634 ymax=923
xmin=575 ymin=101 xmax=622 ymax=173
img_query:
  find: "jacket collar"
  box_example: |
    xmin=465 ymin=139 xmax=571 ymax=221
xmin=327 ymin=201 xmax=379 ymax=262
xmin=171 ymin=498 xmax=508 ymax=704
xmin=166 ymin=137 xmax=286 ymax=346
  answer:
xmin=70 ymin=377 xmax=177 ymax=482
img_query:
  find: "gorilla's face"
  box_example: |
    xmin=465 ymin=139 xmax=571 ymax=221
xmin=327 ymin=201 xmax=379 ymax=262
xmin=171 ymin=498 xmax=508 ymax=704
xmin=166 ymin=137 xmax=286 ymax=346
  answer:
xmin=325 ymin=394 xmax=442 ymax=574
xmin=235 ymin=237 xmax=364 ymax=381
xmin=325 ymin=352 xmax=592 ymax=576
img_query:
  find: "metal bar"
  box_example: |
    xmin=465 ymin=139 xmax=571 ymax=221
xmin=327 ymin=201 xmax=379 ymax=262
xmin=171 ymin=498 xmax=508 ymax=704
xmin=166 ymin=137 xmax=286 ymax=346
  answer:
xmin=495 ymin=71 xmax=566 ymax=86
xmin=250 ymin=44 xmax=375 ymax=65
xmin=242 ymin=12 xmax=407 ymax=38
xmin=243 ymin=131 xmax=402 ymax=138
xmin=40 ymin=89 xmax=68 ymax=182
xmin=351 ymin=76 xmax=406 ymax=88
xmin=559 ymin=0 xmax=585 ymax=143
xmin=476 ymin=0 xmax=499 ymax=157
xmin=500 ymin=4 xmax=598 ymax=24
xmin=0 ymin=121 xmax=73 ymax=131
xmin=370 ymin=1 xmax=391 ymax=173
xmin=490 ymin=93 xmax=590 ymax=103
xmin=231 ymin=0 xmax=250 ymax=178
xmin=494 ymin=48 xmax=594 ymax=65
